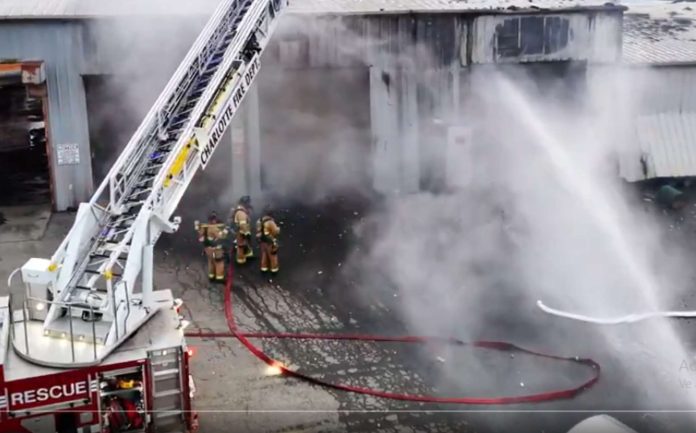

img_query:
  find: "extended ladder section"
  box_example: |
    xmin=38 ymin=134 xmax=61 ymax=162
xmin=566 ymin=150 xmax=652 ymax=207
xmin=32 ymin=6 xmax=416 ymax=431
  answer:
xmin=11 ymin=0 xmax=287 ymax=367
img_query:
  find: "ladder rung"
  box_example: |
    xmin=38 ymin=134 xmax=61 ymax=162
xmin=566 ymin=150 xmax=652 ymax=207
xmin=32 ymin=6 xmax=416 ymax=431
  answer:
xmin=154 ymin=389 xmax=181 ymax=398
xmin=155 ymin=409 xmax=182 ymax=419
xmin=127 ymin=189 xmax=151 ymax=199
xmin=151 ymin=359 xmax=177 ymax=367
xmin=84 ymin=269 xmax=122 ymax=277
xmin=137 ymin=176 xmax=156 ymax=185
xmin=153 ymin=368 xmax=179 ymax=378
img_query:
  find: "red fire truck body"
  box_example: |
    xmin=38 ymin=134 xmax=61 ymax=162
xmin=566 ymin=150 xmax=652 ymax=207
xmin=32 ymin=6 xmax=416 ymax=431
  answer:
xmin=0 ymin=293 xmax=196 ymax=433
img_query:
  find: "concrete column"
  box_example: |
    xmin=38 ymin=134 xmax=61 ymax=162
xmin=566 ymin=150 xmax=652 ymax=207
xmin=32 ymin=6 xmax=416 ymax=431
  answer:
xmin=230 ymin=116 xmax=247 ymax=200
xmin=399 ymin=66 xmax=420 ymax=193
xmin=245 ymin=82 xmax=262 ymax=197
xmin=370 ymin=65 xmax=400 ymax=194
xmin=229 ymin=82 xmax=262 ymax=200
xmin=370 ymin=65 xmax=421 ymax=195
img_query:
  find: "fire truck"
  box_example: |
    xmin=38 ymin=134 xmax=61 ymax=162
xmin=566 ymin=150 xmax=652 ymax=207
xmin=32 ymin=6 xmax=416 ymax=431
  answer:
xmin=1 ymin=0 xmax=287 ymax=431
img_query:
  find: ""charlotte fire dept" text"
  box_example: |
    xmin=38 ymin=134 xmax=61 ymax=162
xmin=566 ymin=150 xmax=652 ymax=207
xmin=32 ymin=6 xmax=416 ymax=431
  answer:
xmin=199 ymin=54 xmax=260 ymax=169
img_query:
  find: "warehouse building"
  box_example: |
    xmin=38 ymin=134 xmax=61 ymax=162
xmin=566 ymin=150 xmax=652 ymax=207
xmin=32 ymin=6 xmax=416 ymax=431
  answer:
xmin=0 ymin=0 xmax=625 ymax=212
xmin=619 ymin=2 xmax=696 ymax=182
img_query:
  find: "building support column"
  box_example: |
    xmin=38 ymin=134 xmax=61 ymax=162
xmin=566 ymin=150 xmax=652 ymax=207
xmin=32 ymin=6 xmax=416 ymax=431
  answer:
xmin=370 ymin=65 xmax=399 ymax=194
xmin=230 ymin=82 xmax=262 ymax=201
xmin=369 ymin=65 xmax=420 ymax=195
xmin=399 ymin=66 xmax=420 ymax=193
xmin=245 ymin=82 xmax=263 ymax=197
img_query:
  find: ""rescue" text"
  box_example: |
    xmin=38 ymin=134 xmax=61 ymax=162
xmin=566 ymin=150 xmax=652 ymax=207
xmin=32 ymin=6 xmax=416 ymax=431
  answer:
xmin=10 ymin=380 xmax=88 ymax=407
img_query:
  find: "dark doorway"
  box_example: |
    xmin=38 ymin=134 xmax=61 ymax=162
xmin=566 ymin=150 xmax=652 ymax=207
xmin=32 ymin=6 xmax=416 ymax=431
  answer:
xmin=0 ymin=78 xmax=51 ymax=207
xmin=258 ymin=67 xmax=372 ymax=201
xmin=83 ymin=75 xmax=145 ymax=187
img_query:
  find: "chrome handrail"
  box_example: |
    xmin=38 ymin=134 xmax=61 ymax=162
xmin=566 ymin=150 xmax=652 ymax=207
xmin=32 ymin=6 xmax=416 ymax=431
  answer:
xmin=122 ymin=281 xmax=131 ymax=338
xmin=8 ymin=294 xmax=101 ymax=363
xmin=68 ymin=304 xmax=75 ymax=363
xmin=22 ymin=300 xmax=29 ymax=357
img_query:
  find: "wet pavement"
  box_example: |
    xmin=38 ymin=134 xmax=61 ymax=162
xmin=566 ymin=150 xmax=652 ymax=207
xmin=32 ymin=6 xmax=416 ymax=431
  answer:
xmin=4 ymin=190 xmax=696 ymax=432
xmin=159 ymin=191 xmax=696 ymax=433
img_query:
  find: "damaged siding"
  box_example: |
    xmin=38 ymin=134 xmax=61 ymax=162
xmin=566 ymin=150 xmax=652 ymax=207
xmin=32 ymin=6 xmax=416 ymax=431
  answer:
xmin=270 ymin=14 xmax=464 ymax=69
xmin=471 ymin=12 xmax=621 ymax=64
xmin=267 ymin=10 xmax=622 ymax=192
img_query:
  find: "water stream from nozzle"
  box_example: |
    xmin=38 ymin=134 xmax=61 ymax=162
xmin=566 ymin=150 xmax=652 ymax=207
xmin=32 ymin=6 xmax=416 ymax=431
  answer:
xmin=493 ymin=74 xmax=696 ymax=409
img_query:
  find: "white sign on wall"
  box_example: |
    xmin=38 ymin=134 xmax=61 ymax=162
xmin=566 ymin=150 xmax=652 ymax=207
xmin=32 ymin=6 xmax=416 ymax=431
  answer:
xmin=56 ymin=143 xmax=80 ymax=165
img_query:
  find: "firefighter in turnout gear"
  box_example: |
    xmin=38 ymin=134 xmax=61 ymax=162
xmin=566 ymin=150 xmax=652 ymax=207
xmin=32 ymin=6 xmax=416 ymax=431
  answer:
xmin=256 ymin=207 xmax=280 ymax=274
xmin=195 ymin=212 xmax=229 ymax=282
xmin=230 ymin=196 xmax=254 ymax=264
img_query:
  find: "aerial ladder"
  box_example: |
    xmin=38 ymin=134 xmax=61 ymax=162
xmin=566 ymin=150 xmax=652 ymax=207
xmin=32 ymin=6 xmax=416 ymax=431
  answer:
xmin=9 ymin=0 xmax=287 ymax=368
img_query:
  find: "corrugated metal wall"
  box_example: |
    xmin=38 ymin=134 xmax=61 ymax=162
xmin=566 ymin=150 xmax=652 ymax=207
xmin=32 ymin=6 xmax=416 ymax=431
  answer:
xmin=0 ymin=9 xmax=625 ymax=207
xmin=631 ymin=66 xmax=696 ymax=114
xmin=268 ymin=11 xmax=620 ymax=192
xmin=0 ymin=21 xmax=92 ymax=211
xmin=611 ymin=65 xmax=696 ymax=181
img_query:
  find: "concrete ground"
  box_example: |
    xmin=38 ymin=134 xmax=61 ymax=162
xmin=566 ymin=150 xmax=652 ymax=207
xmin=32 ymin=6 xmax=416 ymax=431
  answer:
xmin=3 ymin=189 xmax=696 ymax=432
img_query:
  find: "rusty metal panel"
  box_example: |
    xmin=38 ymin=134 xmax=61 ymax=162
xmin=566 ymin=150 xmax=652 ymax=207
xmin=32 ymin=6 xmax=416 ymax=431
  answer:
xmin=20 ymin=61 xmax=46 ymax=84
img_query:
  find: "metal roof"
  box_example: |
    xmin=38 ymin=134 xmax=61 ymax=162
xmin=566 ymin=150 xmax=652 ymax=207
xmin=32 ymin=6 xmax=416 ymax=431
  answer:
xmin=623 ymin=3 xmax=696 ymax=65
xmin=0 ymin=0 xmax=624 ymax=19
xmin=288 ymin=0 xmax=624 ymax=15
xmin=635 ymin=112 xmax=696 ymax=179
xmin=0 ymin=0 xmax=220 ymax=18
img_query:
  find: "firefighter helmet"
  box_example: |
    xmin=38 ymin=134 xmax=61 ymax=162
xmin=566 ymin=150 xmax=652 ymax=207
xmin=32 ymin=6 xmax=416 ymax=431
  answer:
xmin=208 ymin=212 xmax=219 ymax=223
xmin=239 ymin=195 xmax=251 ymax=207
xmin=262 ymin=205 xmax=273 ymax=218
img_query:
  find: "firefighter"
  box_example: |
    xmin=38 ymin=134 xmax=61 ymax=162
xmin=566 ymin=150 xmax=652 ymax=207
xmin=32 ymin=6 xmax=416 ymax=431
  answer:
xmin=194 ymin=212 xmax=229 ymax=282
xmin=230 ymin=196 xmax=254 ymax=265
xmin=256 ymin=206 xmax=280 ymax=274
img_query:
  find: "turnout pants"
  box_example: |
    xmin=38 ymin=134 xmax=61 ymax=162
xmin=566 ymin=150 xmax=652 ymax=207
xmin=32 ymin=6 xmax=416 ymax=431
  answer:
xmin=205 ymin=246 xmax=226 ymax=281
xmin=260 ymin=241 xmax=279 ymax=273
xmin=235 ymin=233 xmax=253 ymax=264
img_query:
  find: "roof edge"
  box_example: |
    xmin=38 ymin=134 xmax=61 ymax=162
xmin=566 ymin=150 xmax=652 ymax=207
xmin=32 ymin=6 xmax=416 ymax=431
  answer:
xmin=0 ymin=3 xmax=628 ymax=21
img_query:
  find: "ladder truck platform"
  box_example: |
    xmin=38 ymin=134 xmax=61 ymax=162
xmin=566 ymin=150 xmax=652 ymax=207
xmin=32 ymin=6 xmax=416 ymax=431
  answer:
xmin=0 ymin=292 xmax=195 ymax=433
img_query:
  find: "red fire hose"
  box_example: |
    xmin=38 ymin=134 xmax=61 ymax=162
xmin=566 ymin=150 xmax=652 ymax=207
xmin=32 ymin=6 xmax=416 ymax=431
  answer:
xmin=186 ymin=264 xmax=600 ymax=404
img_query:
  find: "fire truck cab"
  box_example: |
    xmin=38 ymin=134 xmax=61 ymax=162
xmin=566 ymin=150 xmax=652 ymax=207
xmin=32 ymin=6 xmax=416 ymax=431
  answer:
xmin=0 ymin=292 xmax=195 ymax=433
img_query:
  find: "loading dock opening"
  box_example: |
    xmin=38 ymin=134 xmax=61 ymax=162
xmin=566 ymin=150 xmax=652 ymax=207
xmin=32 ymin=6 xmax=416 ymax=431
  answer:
xmin=0 ymin=61 xmax=53 ymax=209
